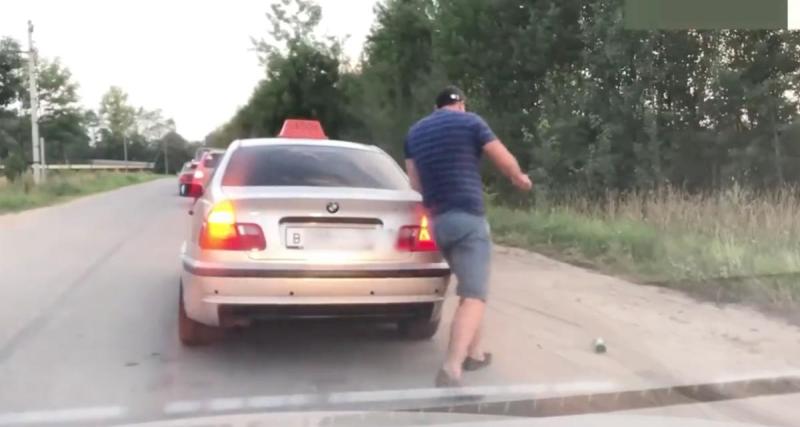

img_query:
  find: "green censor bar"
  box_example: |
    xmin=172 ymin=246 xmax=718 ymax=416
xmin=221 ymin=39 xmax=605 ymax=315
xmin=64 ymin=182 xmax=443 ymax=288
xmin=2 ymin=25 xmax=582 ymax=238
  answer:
xmin=624 ymin=0 xmax=797 ymax=30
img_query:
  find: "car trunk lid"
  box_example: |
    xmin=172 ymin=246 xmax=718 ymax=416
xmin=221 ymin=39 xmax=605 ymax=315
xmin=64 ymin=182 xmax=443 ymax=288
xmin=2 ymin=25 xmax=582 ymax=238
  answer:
xmin=222 ymin=186 xmax=424 ymax=264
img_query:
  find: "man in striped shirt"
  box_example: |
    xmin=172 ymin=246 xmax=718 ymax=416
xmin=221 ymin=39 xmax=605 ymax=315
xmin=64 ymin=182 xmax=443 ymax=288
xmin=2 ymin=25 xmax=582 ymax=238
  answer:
xmin=405 ymin=86 xmax=532 ymax=386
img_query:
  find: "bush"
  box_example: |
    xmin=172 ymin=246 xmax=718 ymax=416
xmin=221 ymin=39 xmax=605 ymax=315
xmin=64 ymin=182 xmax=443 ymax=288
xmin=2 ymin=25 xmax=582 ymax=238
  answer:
xmin=487 ymin=186 xmax=800 ymax=308
xmin=0 ymin=171 xmax=158 ymax=214
xmin=44 ymin=179 xmax=79 ymax=196
xmin=2 ymin=151 xmax=27 ymax=182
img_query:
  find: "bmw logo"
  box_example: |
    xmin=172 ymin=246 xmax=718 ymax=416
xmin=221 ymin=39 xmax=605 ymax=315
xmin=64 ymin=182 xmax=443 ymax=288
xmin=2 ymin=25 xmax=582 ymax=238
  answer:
xmin=326 ymin=202 xmax=340 ymax=214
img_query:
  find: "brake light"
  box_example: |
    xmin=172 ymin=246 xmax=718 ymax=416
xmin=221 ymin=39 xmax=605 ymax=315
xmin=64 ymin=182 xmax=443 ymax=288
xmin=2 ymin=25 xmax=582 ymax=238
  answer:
xmin=199 ymin=200 xmax=266 ymax=250
xmin=397 ymin=215 xmax=438 ymax=252
xmin=206 ymin=200 xmax=236 ymax=239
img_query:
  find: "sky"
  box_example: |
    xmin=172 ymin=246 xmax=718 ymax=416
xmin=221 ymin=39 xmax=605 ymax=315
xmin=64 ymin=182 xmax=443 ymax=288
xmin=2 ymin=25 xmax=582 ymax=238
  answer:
xmin=0 ymin=0 xmax=379 ymax=141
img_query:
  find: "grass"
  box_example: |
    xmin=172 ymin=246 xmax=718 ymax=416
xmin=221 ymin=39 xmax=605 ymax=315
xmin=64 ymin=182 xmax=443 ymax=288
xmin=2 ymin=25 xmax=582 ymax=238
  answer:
xmin=488 ymin=186 xmax=800 ymax=312
xmin=0 ymin=171 xmax=160 ymax=214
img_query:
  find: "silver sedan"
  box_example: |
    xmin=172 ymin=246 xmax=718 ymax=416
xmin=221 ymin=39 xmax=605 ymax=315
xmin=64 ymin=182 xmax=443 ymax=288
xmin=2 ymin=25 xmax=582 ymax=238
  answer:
xmin=179 ymin=135 xmax=451 ymax=346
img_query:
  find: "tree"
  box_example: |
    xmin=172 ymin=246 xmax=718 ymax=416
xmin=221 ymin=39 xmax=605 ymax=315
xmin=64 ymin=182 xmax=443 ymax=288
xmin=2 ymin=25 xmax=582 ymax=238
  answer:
xmin=23 ymin=58 xmax=92 ymax=164
xmin=0 ymin=38 xmax=25 ymax=163
xmin=1 ymin=38 xmax=175 ymax=168
xmin=1 ymin=45 xmax=91 ymax=166
xmin=2 ymin=149 xmax=26 ymax=182
xmin=210 ymin=0 xmax=348 ymax=145
xmin=348 ymin=0 xmax=440 ymax=156
xmin=135 ymin=108 xmax=175 ymax=142
xmin=25 ymin=58 xmax=81 ymax=117
xmin=95 ymin=86 xmax=136 ymax=159
xmin=362 ymin=0 xmax=435 ymax=110
xmin=0 ymin=37 xmax=24 ymax=109
xmin=253 ymin=0 xmax=326 ymax=65
xmin=154 ymin=131 xmax=194 ymax=174
xmin=98 ymin=86 xmax=136 ymax=137
xmin=212 ymin=0 xmax=800 ymax=198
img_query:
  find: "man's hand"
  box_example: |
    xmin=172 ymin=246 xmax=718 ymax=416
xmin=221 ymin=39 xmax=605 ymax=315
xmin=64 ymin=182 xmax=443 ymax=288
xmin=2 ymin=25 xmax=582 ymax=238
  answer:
xmin=484 ymin=140 xmax=532 ymax=192
xmin=512 ymin=173 xmax=532 ymax=191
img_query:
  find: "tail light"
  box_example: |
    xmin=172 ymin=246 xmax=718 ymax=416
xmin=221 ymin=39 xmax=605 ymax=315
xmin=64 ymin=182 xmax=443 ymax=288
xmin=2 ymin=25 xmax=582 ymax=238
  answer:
xmin=397 ymin=215 xmax=438 ymax=252
xmin=199 ymin=200 xmax=266 ymax=250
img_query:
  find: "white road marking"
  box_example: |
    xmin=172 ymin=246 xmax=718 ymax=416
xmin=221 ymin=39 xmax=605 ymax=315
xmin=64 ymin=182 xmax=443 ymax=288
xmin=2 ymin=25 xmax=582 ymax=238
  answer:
xmin=712 ymin=370 xmax=800 ymax=384
xmin=0 ymin=406 xmax=125 ymax=425
xmin=246 ymin=394 xmax=315 ymax=409
xmin=208 ymin=398 xmax=245 ymax=412
xmin=163 ymin=400 xmax=203 ymax=415
xmin=8 ymin=373 xmax=793 ymax=425
xmin=160 ymin=381 xmax=620 ymax=415
xmin=157 ymin=371 xmax=800 ymax=417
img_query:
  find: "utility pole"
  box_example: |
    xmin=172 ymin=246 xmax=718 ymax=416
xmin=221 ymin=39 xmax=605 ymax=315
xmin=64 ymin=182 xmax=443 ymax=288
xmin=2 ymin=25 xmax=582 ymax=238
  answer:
xmin=40 ymin=137 xmax=46 ymax=180
xmin=27 ymin=20 xmax=41 ymax=184
xmin=123 ymin=136 xmax=128 ymax=173
xmin=163 ymin=139 xmax=169 ymax=174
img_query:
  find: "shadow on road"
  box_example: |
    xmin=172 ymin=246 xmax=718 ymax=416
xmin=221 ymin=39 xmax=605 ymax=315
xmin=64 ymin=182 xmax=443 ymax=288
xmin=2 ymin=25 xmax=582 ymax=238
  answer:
xmin=168 ymin=318 xmax=443 ymax=393
xmin=227 ymin=319 xmax=406 ymax=344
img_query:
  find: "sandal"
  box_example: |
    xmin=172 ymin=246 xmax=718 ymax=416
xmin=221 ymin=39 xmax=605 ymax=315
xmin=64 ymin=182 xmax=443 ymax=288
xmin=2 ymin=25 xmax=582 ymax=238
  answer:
xmin=435 ymin=368 xmax=462 ymax=388
xmin=463 ymin=352 xmax=492 ymax=372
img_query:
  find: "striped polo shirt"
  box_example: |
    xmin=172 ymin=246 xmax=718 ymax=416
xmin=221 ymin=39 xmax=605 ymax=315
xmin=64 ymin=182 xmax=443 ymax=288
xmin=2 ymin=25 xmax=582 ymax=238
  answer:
xmin=404 ymin=109 xmax=497 ymax=216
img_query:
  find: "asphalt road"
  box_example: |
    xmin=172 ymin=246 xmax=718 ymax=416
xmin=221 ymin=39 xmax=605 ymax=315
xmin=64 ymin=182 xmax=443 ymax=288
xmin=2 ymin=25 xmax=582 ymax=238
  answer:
xmin=1 ymin=178 xmax=799 ymax=426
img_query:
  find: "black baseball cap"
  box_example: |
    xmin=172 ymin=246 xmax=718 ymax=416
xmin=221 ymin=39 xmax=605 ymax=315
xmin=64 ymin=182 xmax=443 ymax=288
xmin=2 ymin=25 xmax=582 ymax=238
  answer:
xmin=435 ymin=86 xmax=466 ymax=108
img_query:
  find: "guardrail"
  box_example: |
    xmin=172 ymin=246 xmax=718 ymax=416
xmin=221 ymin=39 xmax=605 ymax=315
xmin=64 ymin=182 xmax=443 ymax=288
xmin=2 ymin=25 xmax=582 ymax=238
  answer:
xmin=45 ymin=164 xmax=153 ymax=170
xmin=89 ymin=159 xmax=154 ymax=168
xmin=0 ymin=163 xmax=154 ymax=171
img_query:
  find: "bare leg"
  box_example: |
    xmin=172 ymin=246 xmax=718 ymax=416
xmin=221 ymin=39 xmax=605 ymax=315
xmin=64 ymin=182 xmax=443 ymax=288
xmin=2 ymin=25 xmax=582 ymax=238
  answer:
xmin=467 ymin=324 xmax=485 ymax=360
xmin=442 ymin=297 xmax=485 ymax=379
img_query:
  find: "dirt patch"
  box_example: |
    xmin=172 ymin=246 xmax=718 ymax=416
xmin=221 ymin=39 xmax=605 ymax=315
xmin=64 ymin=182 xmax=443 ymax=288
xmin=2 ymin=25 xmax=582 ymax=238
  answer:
xmin=495 ymin=243 xmax=800 ymax=328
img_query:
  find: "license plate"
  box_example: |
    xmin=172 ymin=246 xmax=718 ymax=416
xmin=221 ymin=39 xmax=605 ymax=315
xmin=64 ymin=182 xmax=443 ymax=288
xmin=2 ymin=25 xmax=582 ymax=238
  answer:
xmin=285 ymin=227 xmax=375 ymax=250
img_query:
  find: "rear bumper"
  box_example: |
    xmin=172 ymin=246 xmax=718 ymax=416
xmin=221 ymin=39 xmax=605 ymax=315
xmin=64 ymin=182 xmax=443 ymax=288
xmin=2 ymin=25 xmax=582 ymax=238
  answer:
xmin=181 ymin=260 xmax=450 ymax=326
xmin=183 ymin=261 xmax=450 ymax=279
xmin=217 ymin=302 xmax=437 ymax=324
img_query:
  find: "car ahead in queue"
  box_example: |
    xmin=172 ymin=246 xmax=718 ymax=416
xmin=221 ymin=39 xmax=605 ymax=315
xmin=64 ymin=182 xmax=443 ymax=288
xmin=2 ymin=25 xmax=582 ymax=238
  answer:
xmin=187 ymin=149 xmax=225 ymax=195
xmin=178 ymin=161 xmax=197 ymax=196
xmin=179 ymin=120 xmax=451 ymax=346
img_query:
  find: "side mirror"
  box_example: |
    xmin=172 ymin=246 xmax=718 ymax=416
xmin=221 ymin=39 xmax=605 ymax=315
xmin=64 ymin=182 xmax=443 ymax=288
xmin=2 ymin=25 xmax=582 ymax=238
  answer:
xmin=186 ymin=183 xmax=204 ymax=198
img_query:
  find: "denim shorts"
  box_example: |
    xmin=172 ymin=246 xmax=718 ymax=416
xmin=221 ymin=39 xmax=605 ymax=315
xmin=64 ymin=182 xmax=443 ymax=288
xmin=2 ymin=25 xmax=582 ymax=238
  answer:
xmin=432 ymin=210 xmax=492 ymax=301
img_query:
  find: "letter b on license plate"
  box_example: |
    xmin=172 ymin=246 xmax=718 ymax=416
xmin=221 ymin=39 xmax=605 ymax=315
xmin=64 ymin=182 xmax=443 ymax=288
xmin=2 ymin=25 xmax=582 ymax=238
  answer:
xmin=286 ymin=228 xmax=305 ymax=249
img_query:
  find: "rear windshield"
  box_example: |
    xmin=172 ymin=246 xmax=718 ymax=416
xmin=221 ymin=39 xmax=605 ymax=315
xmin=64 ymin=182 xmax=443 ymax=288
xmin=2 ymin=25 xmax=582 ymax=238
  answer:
xmin=203 ymin=153 xmax=222 ymax=168
xmin=194 ymin=148 xmax=209 ymax=161
xmin=221 ymin=145 xmax=410 ymax=190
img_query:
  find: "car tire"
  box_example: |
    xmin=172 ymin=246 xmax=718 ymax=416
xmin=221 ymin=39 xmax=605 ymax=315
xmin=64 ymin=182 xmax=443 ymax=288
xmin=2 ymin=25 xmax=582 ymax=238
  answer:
xmin=179 ymin=184 xmax=187 ymax=196
xmin=179 ymin=283 xmax=222 ymax=346
xmin=399 ymin=317 xmax=440 ymax=340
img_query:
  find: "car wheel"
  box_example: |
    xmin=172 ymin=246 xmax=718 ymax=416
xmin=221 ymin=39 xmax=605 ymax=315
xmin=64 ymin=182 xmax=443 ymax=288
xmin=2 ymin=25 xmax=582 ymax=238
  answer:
xmin=399 ymin=317 xmax=440 ymax=340
xmin=179 ymin=184 xmax=187 ymax=196
xmin=179 ymin=283 xmax=222 ymax=346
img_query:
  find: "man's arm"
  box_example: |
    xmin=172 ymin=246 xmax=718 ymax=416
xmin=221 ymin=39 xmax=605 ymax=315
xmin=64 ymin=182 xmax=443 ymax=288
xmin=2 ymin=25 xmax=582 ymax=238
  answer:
xmin=405 ymin=159 xmax=422 ymax=192
xmin=483 ymin=140 xmax=532 ymax=191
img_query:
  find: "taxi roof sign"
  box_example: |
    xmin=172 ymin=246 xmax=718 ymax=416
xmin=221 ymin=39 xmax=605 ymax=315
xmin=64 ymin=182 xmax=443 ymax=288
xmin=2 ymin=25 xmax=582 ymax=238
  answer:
xmin=278 ymin=119 xmax=328 ymax=139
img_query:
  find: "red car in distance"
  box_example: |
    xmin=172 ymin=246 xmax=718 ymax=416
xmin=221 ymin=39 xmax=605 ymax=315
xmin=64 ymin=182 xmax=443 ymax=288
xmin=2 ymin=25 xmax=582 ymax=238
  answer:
xmin=178 ymin=161 xmax=197 ymax=196
xmin=187 ymin=149 xmax=225 ymax=195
